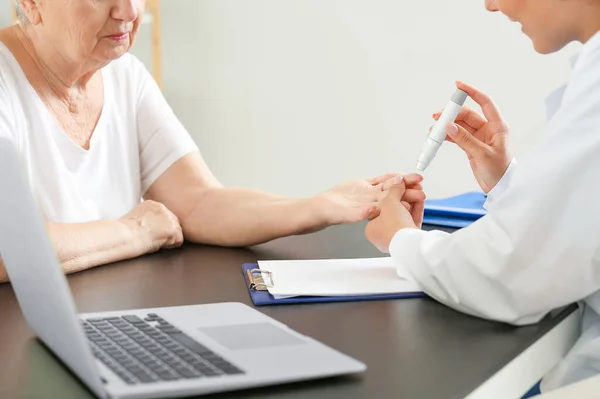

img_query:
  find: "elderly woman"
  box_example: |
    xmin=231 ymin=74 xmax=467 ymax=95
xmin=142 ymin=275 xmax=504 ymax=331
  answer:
xmin=0 ymin=0 xmax=424 ymax=282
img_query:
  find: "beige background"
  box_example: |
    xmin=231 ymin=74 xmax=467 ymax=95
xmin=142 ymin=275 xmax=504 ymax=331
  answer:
xmin=1 ymin=1 xmax=579 ymax=198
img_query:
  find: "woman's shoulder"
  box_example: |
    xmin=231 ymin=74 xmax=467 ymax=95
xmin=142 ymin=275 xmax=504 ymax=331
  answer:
xmin=0 ymin=40 xmax=28 ymax=114
xmin=0 ymin=41 xmax=25 ymax=92
xmin=0 ymin=42 xmax=21 ymax=143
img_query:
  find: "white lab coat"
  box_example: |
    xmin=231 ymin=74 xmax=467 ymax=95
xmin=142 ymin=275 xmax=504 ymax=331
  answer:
xmin=390 ymin=31 xmax=600 ymax=391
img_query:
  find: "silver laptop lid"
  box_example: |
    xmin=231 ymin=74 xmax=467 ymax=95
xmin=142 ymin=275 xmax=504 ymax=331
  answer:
xmin=0 ymin=138 xmax=106 ymax=398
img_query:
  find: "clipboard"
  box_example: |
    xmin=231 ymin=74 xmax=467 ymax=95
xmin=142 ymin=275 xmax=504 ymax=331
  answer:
xmin=424 ymin=191 xmax=487 ymax=228
xmin=242 ymin=263 xmax=426 ymax=306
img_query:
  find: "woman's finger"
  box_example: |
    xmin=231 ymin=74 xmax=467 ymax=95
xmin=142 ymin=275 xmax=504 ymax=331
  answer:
xmin=456 ymin=81 xmax=504 ymax=124
xmin=379 ymin=187 xmax=425 ymax=203
xmin=380 ymin=173 xmax=422 ymax=192
xmin=402 ymin=173 xmax=423 ymax=186
xmin=368 ymin=173 xmax=400 ymax=185
xmin=401 ymin=201 xmax=411 ymax=211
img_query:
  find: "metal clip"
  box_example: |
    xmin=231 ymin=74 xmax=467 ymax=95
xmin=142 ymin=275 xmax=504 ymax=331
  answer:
xmin=246 ymin=268 xmax=274 ymax=291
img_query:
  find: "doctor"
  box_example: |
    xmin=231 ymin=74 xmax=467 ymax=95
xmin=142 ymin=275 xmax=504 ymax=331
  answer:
xmin=365 ymin=0 xmax=600 ymax=394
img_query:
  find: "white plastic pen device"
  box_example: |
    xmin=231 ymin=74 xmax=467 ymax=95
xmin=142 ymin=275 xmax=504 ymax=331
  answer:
xmin=416 ymin=89 xmax=469 ymax=172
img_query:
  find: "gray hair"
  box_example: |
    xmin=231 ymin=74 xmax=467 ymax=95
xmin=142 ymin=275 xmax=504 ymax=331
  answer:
xmin=13 ymin=0 xmax=28 ymax=24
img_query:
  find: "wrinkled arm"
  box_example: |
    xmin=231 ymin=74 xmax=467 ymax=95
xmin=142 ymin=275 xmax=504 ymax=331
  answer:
xmin=0 ymin=219 xmax=148 ymax=283
xmin=0 ymin=258 xmax=7 ymax=283
xmin=178 ymin=189 xmax=321 ymax=247
xmin=144 ymin=153 xmax=325 ymax=247
xmin=45 ymin=220 xmax=148 ymax=273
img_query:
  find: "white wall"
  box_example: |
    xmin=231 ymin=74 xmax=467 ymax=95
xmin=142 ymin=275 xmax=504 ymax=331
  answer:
xmin=165 ymin=0 xmax=578 ymax=198
xmin=2 ymin=1 xmax=580 ymax=199
xmin=0 ymin=3 xmax=10 ymax=27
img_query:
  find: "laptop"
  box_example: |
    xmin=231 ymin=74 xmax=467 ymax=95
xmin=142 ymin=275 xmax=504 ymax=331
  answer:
xmin=0 ymin=137 xmax=365 ymax=399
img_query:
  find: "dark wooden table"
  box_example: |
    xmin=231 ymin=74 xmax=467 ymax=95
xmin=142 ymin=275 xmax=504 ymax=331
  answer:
xmin=0 ymin=223 xmax=575 ymax=399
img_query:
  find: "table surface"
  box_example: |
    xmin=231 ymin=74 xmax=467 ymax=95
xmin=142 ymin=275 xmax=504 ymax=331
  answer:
xmin=0 ymin=223 xmax=575 ymax=399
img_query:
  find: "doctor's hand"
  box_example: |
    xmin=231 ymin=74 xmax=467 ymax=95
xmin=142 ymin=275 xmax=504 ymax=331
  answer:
xmin=433 ymin=81 xmax=512 ymax=194
xmin=365 ymin=177 xmax=424 ymax=253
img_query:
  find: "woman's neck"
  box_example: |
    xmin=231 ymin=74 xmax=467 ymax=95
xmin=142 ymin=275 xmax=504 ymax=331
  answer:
xmin=12 ymin=25 xmax=100 ymax=100
xmin=580 ymin=25 xmax=600 ymax=45
xmin=575 ymin=5 xmax=600 ymax=44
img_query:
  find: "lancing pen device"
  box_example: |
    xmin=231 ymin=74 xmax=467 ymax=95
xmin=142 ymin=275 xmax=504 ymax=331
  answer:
xmin=415 ymin=89 xmax=469 ymax=172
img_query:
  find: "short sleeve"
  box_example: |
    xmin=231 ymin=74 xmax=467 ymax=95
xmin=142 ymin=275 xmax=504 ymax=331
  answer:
xmin=0 ymin=80 xmax=16 ymax=145
xmin=132 ymin=57 xmax=198 ymax=193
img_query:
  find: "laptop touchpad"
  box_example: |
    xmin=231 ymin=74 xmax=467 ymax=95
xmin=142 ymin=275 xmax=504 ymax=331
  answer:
xmin=199 ymin=323 xmax=306 ymax=350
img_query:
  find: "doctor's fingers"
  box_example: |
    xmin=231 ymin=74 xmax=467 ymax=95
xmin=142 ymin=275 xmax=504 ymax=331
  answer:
xmin=430 ymin=120 xmax=475 ymax=143
xmin=377 ymin=186 xmax=425 ymax=203
xmin=372 ymin=200 xmax=412 ymax=216
xmin=411 ymin=200 xmax=425 ymax=228
xmin=446 ymin=123 xmax=489 ymax=157
xmin=401 ymin=188 xmax=426 ymax=204
xmin=380 ymin=173 xmax=423 ymax=192
xmin=456 ymin=81 xmax=505 ymax=124
xmin=433 ymin=106 xmax=487 ymax=131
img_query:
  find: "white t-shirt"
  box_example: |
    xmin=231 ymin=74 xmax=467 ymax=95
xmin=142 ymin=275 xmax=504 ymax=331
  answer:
xmin=0 ymin=43 xmax=198 ymax=223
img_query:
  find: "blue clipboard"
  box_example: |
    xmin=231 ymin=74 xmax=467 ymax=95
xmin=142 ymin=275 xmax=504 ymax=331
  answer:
xmin=423 ymin=191 xmax=487 ymax=228
xmin=242 ymin=263 xmax=425 ymax=306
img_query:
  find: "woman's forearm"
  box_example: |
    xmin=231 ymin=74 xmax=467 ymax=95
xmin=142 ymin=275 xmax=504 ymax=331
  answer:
xmin=180 ymin=188 xmax=323 ymax=247
xmin=46 ymin=219 xmax=146 ymax=275
xmin=0 ymin=259 xmax=7 ymax=283
xmin=0 ymin=219 xmax=144 ymax=283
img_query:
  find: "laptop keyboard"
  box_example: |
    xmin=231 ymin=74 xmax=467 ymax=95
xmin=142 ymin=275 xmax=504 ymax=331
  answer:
xmin=81 ymin=314 xmax=244 ymax=385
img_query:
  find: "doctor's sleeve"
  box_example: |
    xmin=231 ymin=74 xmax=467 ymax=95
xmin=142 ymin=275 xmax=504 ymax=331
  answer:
xmin=390 ymin=77 xmax=600 ymax=326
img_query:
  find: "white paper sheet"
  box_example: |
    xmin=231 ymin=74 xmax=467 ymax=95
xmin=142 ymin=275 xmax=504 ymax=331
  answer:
xmin=257 ymin=257 xmax=421 ymax=297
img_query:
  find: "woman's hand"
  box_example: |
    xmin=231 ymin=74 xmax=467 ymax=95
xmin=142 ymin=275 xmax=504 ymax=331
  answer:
xmin=120 ymin=200 xmax=184 ymax=253
xmin=365 ymin=178 xmax=425 ymax=253
xmin=314 ymin=173 xmax=425 ymax=225
xmin=433 ymin=81 xmax=512 ymax=193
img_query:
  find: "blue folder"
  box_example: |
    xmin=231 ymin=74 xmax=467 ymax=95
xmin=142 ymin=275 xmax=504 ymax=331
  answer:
xmin=423 ymin=191 xmax=487 ymax=228
xmin=242 ymin=263 xmax=425 ymax=306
